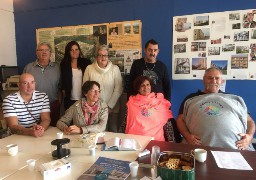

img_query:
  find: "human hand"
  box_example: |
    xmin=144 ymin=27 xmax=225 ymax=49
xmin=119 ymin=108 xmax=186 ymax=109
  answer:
xmin=236 ymin=133 xmax=253 ymax=150
xmin=32 ymin=124 xmax=44 ymax=131
xmin=64 ymin=125 xmax=82 ymax=134
xmin=186 ymin=134 xmax=202 ymax=145
xmin=31 ymin=125 xmax=45 ymax=137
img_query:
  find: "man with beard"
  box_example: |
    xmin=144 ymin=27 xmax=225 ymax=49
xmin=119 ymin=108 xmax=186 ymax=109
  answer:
xmin=128 ymin=39 xmax=170 ymax=100
xmin=177 ymin=67 xmax=255 ymax=150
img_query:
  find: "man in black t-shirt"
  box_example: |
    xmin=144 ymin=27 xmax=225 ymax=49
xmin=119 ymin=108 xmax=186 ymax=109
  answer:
xmin=128 ymin=39 xmax=170 ymax=100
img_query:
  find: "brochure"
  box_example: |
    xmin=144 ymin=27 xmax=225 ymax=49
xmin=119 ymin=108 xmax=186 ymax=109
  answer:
xmin=77 ymin=156 xmax=130 ymax=180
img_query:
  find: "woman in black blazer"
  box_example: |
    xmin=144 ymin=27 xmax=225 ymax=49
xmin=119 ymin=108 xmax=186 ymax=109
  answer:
xmin=60 ymin=41 xmax=91 ymax=110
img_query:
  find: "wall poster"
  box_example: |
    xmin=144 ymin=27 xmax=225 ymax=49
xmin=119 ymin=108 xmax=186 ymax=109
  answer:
xmin=36 ymin=20 xmax=142 ymax=74
xmin=172 ymin=9 xmax=256 ymax=80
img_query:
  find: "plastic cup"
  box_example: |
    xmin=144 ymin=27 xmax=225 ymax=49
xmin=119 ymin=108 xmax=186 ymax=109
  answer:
xmin=129 ymin=161 xmax=139 ymax=178
xmin=89 ymin=145 xmax=96 ymax=156
xmin=56 ymin=132 xmax=63 ymax=139
xmin=6 ymin=144 xmax=18 ymax=156
xmin=26 ymin=159 xmax=36 ymax=171
xmin=151 ymin=146 xmax=160 ymax=165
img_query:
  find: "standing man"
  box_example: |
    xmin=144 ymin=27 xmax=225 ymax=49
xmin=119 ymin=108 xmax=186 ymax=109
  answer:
xmin=177 ymin=67 xmax=255 ymax=150
xmin=2 ymin=73 xmax=50 ymax=137
xmin=128 ymin=39 xmax=170 ymax=100
xmin=23 ymin=42 xmax=61 ymax=126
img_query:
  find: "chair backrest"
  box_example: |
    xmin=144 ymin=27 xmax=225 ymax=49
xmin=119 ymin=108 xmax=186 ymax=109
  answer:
xmin=163 ymin=118 xmax=182 ymax=143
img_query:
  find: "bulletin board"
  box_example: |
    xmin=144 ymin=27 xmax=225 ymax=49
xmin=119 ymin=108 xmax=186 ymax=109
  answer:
xmin=36 ymin=20 xmax=142 ymax=74
xmin=172 ymin=9 xmax=256 ymax=80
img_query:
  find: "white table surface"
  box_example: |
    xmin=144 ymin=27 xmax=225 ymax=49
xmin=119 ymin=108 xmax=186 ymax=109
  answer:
xmin=0 ymin=127 xmax=154 ymax=179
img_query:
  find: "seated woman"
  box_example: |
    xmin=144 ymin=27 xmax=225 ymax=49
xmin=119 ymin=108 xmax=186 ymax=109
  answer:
xmin=120 ymin=76 xmax=180 ymax=141
xmin=57 ymin=81 xmax=108 ymax=134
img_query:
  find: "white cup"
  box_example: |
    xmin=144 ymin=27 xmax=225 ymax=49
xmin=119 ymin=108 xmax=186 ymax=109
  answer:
xmin=56 ymin=132 xmax=63 ymax=139
xmin=6 ymin=144 xmax=18 ymax=156
xmin=191 ymin=148 xmax=207 ymax=163
xmin=88 ymin=145 xmax=96 ymax=156
xmin=26 ymin=159 xmax=36 ymax=171
xmin=129 ymin=161 xmax=139 ymax=178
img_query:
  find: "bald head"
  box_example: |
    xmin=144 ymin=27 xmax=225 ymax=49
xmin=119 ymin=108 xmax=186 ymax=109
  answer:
xmin=18 ymin=73 xmax=36 ymax=97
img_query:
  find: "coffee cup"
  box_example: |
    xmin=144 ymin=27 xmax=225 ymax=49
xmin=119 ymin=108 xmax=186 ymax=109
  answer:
xmin=191 ymin=148 xmax=207 ymax=163
xmin=129 ymin=161 xmax=139 ymax=178
xmin=6 ymin=144 xmax=18 ymax=156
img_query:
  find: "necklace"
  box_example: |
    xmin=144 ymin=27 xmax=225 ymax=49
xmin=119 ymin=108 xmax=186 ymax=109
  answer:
xmin=145 ymin=61 xmax=155 ymax=71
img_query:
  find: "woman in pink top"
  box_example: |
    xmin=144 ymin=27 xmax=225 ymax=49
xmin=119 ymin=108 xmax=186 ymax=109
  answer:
xmin=124 ymin=76 xmax=174 ymax=141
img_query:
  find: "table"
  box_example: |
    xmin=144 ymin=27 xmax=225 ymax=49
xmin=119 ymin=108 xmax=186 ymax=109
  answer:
xmin=137 ymin=140 xmax=256 ymax=180
xmin=0 ymin=127 xmax=154 ymax=180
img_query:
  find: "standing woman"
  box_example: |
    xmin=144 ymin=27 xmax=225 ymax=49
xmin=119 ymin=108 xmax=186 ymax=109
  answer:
xmin=83 ymin=45 xmax=123 ymax=132
xmin=61 ymin=41 xmax=91 ymax=110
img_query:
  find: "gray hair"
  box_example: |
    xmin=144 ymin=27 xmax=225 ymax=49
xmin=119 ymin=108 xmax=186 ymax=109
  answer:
xmin=204 ymin=67 xmax=222 ymax=77
xmin=36 ymin=42 xmax=52 ymax=52
xmin=95 ymin=44 xmax=108 ymax=56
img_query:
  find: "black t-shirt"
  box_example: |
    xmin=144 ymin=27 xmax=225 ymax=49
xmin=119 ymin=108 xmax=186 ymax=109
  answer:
xmin=128 ymin=58 xmax=171 ymax=100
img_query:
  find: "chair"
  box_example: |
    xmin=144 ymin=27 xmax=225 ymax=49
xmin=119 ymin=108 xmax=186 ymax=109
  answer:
xmin=163 ymin=118 xmax=182 ymax=143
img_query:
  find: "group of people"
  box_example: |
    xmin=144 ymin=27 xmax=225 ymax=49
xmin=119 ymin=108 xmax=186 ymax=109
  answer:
xmin=2 ymin=38 xmax=255 ymax=151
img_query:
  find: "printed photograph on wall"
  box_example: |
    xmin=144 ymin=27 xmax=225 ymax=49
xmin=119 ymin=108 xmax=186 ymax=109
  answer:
xmin=174 ymin=44 xmax=186 ymax=53
xmin=174 ymin=58 xmax=190 ymax=74
xmin=194 ymin=16 xmax=209 ymax=26
xmin=193 ymin=28 xmax=210 ymax=40
xmin=175 ymin=17 xmax=191 ymax=32
xmin=231 ymin=54 xmax=248 ymax=69
xmin=192 ymin=58 xmax=207 ymax=70
xmin=211 ymin=60 xmax=228 ymax=75
xmin=54 ymin=35 xmax=97 ymax=64
xmin=222 ymin=44 xmax=235 ymax=52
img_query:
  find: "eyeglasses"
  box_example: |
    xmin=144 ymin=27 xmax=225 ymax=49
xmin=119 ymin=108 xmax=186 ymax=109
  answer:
xmin=97 ymin=54 xmax=109 ymax=58
xmin=37 ymin=49 xmax=50 ymax=52
xmin=89 ymin=89 xmax=101 ymax=94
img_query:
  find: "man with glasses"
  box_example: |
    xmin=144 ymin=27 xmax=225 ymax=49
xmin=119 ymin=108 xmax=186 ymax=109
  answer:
xmin=177 ymin=67 xmax=255 ymax=150
xmin=2 ymin=73 xmax=50 ymax=137
xmin=23 ymin=42 xmax=61 ymax=127
xmin=128 ymin=39 xmax=170 ymax=100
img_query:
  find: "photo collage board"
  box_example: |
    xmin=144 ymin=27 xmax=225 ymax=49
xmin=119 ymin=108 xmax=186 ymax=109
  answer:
xmin=36 ymin=20 xmax=142 ymax=75
xmin=172 ymin=9 xmax=256 ymax=80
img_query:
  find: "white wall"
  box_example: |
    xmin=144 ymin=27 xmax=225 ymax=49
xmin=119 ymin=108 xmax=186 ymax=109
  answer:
xmin=0 ymin=0 xmax=17 ymax=66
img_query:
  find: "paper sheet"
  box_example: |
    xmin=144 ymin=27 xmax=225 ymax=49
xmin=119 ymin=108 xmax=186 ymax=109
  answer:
xmin=211 ymin=151 xmax=253 ymax=170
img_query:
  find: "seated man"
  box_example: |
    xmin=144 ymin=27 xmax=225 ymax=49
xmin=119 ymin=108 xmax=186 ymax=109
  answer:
xmin=177 ymin=67 xmax=255 ymax=150
xmin=2 ymin=73 xmax=51 ymax=137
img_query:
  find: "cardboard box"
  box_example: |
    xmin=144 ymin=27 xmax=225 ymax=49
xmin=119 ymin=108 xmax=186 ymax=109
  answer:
xmin=157 ymin=152 xmax=195 ymax=180
xmin=39 ymin=158 xmax=71 ymax=180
